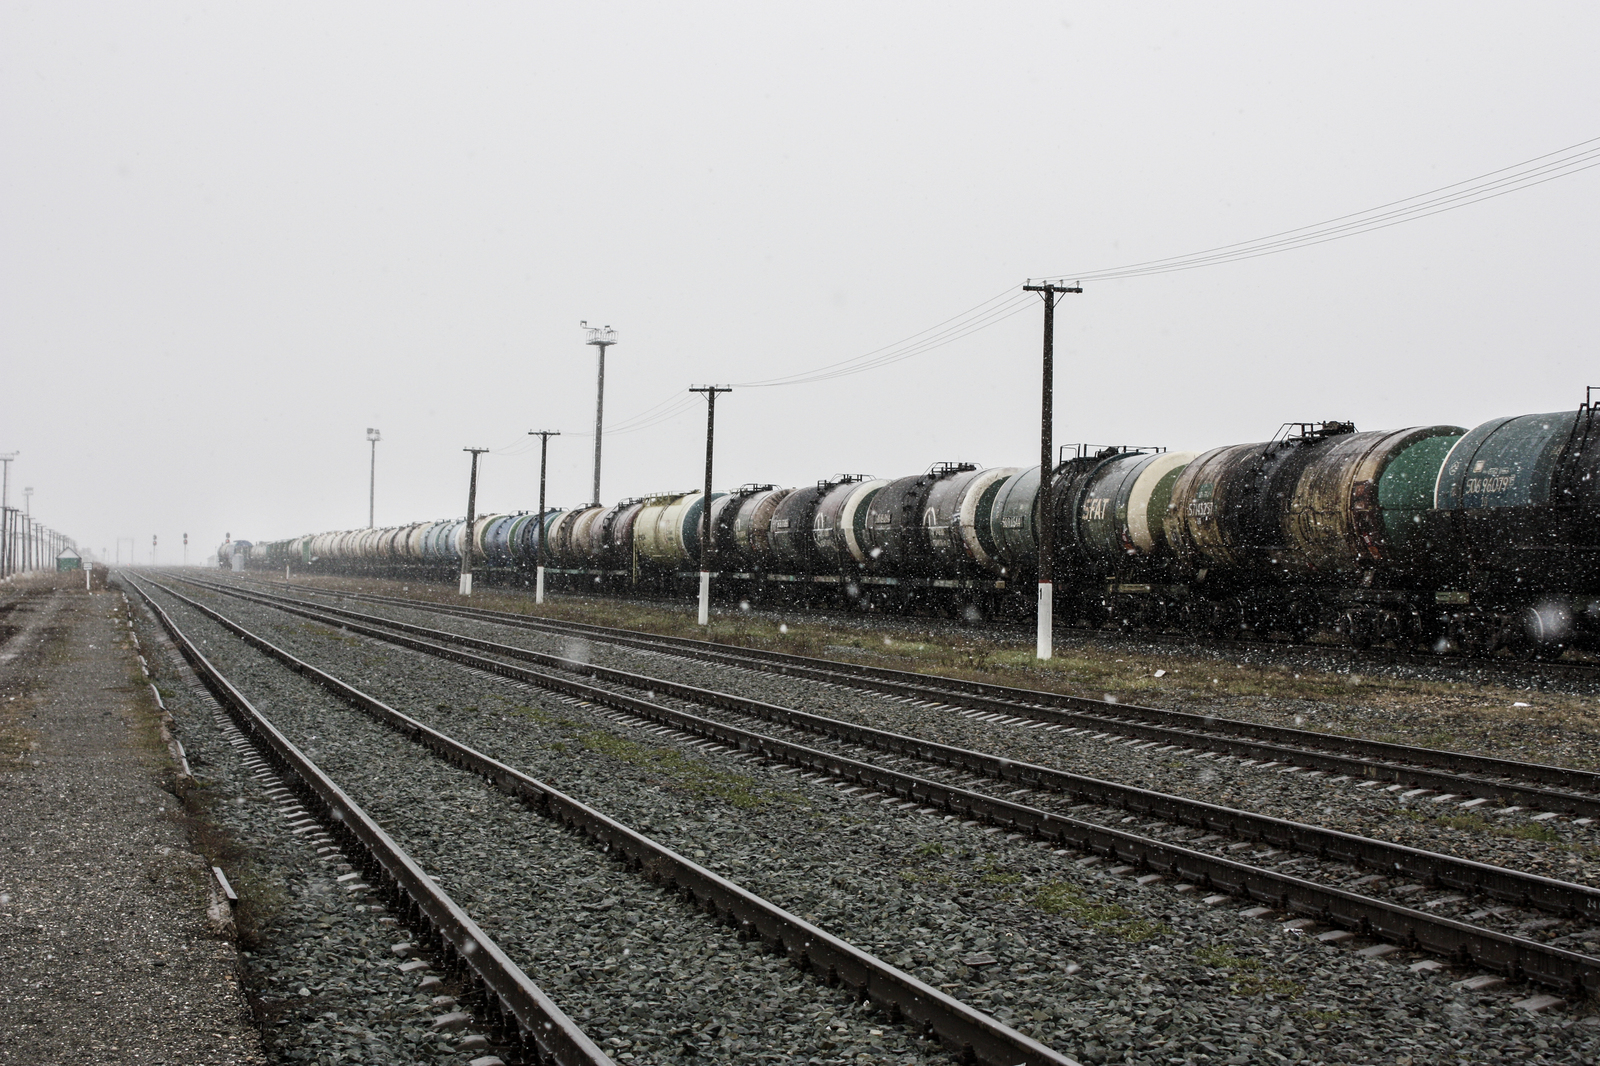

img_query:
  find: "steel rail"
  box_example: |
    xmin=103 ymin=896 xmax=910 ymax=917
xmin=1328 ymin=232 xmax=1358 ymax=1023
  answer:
xmin=140 ymin=578 xmax=1079 ymax=1066
xmin=209 ymin=577 xmax=1600 ymax=915
xmin=227 ymin=576 xmax=1600 ymax=809
xmin=122 ymin=577 xmax=614 ymax=1066
xmin=171 ymin=577 xmax=1600 ymax=993
xmin=186 ymin=576 xmax=1600 ymax=922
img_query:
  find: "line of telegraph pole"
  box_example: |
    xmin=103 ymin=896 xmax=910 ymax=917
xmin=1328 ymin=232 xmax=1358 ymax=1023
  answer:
xmin=690 ymin=386 xmax=731 ymax=626
xmin=459 ymin=448 xmax=488 ymax=596
xmin=528 ymin=430 xmax=560 ymax=604
xmin=1022 ymin=280 xmax=1082 ymax=660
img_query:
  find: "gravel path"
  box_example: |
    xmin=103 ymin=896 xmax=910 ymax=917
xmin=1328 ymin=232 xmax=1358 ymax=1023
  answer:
xmin=165 ymin=579 xmax=1600 ymax=1064
xmin=0 ymin=580 xmax=264 ymax=1065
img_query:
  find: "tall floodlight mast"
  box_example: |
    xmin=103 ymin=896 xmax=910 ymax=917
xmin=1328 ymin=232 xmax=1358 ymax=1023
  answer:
xmin=582 ymin=322 xmax=618 ymax=506
xmin=366 ymin=428 xmax=382 ymax=528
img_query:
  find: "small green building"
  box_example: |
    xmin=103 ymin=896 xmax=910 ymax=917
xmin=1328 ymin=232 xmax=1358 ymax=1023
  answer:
xmin=56 ymin=547 xmax=81 ymax=571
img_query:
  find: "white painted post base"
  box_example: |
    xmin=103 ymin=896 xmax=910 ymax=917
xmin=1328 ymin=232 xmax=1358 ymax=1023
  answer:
xmin=1036 ymin=581 xmax=1053 ymax=660
xmin=285 ymin=564 xmax=290 ymax=581
xmin=459 ymin=571 xmax=473 ymax=596
xmin=698 ymin=571 xmax=711 ymax=625
xmin=535 ymin=565 xmax=545 ymax=605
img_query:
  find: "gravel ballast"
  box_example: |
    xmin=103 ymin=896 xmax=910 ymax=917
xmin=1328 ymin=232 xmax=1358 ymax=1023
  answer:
xmin=153 ymin=577 xmax=1600 ymax=1063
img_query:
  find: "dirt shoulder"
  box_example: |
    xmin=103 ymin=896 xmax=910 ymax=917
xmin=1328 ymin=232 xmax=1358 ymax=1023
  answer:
xmin=0 ymin=575 xmax=265 ymax=1065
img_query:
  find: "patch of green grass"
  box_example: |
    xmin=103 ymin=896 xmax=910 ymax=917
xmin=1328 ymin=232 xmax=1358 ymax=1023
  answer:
xmin=1430 ymin=810 xmax=1562 ymax=845
xmin=913 ymin=841 xmax=944 ymax=858
xmin=1192 ymin=945 xmax=1303 ymax=998
xmin=578 ymin=729 xmax=767 ymax=809
xmin=509 ymin=703 xmax=571 ymax=729
xmin=1033 ymin=880 xmax=1170 ymax=941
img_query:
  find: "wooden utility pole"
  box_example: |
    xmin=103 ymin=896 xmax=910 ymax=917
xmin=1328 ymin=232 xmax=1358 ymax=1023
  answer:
xmin=1021 ymin=281 xmax=1083 ymax=660
xmin=528 ymin=430 xmax=560 ymax=604
xmin=690 ymin=386 xmax=731 ymax=626
xmin=459 ymin=447 xmax=489 ymax=596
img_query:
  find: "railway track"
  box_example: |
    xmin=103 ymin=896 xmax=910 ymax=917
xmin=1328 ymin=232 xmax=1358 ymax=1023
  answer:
xmin=218 ymin=575 xmax=1600 ymax=819
xmin=129 ymin=574 xmax=1077 ymax=1066
xmin=168 ymin=574 xmax=1600 ymax=997
xmin=125 ymin=578 xmax=611 ymax=1066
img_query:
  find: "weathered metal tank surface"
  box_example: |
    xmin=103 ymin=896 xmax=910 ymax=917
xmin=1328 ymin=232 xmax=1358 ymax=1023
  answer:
xmin=1165 ymin=423 xmax=1357 ymax=576
xmin=635 ymin=493 xmax=704 ymax=569
xmin=1125 ymin=452 xmax=1198 ymax=556
xmin=813 ymin=478 xmax=885 ymax=569
xmin=729 ymin=486 xmax=792 ymax=570
xmin=630 ymin=496 xmax=675 ymax=566
xmin=1435 ymin=406 xmax=1600 ymax=596
xmin=1060 ymin=451 xmax=1170 ymax=571
xmin=706 ymin=489 xmax=754 ymax=564
xmin=468 ymin=514 xmax=507 ymax=564
xmin=603 ymin=500 xmax=647 ymax=569
xmin=513 ymin=510 xmax=562 ymax=565
xmin=769 ymin=480 xmax=844 ymax=572
xmin=1285 ymin=426 xmax=1463 ymax=575
xmin=922 ymin=467 xmax=1016 ymax=576
xmin=860 ymin=463 xmax=978 ymax=574
xmin=988 ymin=465 xmax=1041 ymax=576
xmin=481 ymin=514 xmax=524 ymax=568
xmin=569 ymin=507 xmax=607 ymax=565
xmin=1436 ymin=411 xmax=1583 ymax=511
xmin=402 ymin=521 xmax=434 ymax=560
xmin=549 ymin=507 xmax=600 ymax=567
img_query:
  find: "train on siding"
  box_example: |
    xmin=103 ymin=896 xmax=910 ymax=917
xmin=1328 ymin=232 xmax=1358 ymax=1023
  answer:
xmin=232 ymin=396 xmax=1600 ymax=657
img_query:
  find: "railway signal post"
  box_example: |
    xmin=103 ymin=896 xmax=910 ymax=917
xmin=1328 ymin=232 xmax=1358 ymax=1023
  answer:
xmin=690 ymin=386 xmax=732 ymax=626
xmin=528 ymin=429 xmax=560 ymax=604
xmin=1022 ymin=281 xmax=1083 ymax=660
xmin=459 ymin=447 xmax=489 ymax=596
xmin=583 ymin=322 xmax=619 ymax=506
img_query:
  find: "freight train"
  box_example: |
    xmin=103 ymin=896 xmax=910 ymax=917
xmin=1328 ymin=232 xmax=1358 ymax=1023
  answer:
xmin=233 ymin=397 xmax=1600 ymax=658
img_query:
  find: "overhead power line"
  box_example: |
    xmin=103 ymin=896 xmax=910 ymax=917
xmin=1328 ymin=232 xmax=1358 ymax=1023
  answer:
xmin=508 ymin=134 xmax=1599 ymax=450
xmin=1038 ymin=134 xmax=1600 ymax=284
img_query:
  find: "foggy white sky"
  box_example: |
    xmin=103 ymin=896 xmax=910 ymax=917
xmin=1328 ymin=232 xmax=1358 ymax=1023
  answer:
xmin=3 ymin=2 xmax=1596 ymax=561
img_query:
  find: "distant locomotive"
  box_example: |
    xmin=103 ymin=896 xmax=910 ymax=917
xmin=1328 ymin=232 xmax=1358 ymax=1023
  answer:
xmin=235 ymin=395 xmax=1600 ymax=657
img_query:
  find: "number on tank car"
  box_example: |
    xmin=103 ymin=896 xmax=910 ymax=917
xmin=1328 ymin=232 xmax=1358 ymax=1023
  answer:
xmin=1465 ymin=474 xmax=1516 ymax=495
